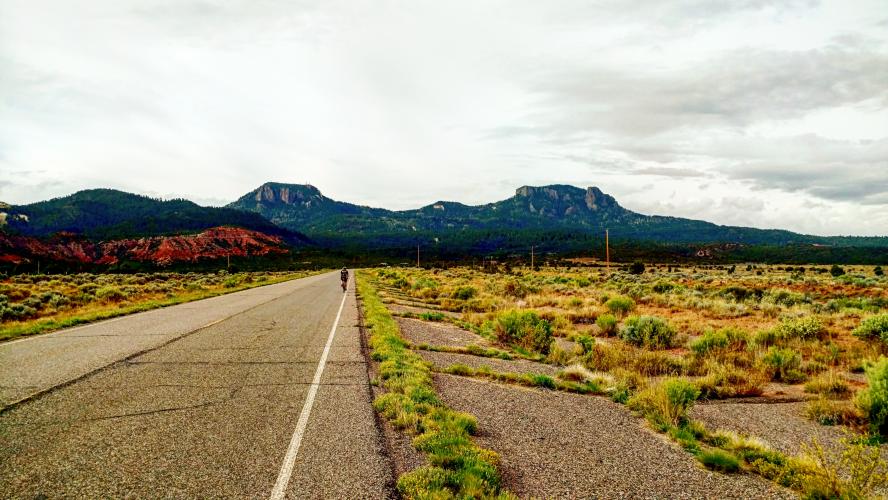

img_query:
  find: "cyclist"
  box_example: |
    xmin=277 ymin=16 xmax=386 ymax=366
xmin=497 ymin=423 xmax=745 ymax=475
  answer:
xmin=340 ymin=267 xmax=349 ymax=292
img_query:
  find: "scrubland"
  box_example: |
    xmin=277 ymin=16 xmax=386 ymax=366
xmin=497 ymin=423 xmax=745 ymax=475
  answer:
xmin=359 ymin=263 xmax=888 ymax=498
xmin=0 ymin=270 xmax=320 ymax=341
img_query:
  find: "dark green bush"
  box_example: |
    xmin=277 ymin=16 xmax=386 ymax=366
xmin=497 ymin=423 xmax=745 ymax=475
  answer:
xmin=619 ymin=315 xmax=677 ymax=349
xmin=853 ymin=314 xmax=888 ymax=342
xmin=495 ymin=310 xmax=553 ymax=354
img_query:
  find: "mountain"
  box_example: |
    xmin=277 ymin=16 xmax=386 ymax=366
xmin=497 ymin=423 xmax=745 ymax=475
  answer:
xmin=2 ymin=188 xmax=310 ymax=243
xmin=229 ymin=182 xmax=888 ymax=254
xmin=0 ymin=226 xmax=289 ymax=267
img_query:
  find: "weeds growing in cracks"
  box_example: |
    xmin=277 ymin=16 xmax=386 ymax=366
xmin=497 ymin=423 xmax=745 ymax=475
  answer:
xmin=357 ymin=272 xmax=513 ymax=499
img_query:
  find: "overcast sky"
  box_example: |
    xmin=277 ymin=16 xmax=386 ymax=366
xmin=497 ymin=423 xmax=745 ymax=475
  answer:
xmin=1 ymin=1 xmax=887 ymax=236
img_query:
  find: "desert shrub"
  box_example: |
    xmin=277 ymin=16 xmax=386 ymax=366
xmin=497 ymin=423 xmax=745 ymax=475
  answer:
xmin=773 ymin=316 xmax=826 ymax=341
xmin=855 ymin=356 xmax=888 ymax=438
xmin=595 ymin=313 xmax=618 ymax=336
xmin=805 ymin=397 xmax=861 ymax=426
xmin=696 ymin=363 xmax=768 ymax=399
xmin=764 ymin=288 xmax=808 ymax=307
xmin=619 ymin=315 xmax=677 ymax=349
xmin=853 ymin=314 xmax=888 ymax=342
xmin=419 ymin=312 xmax=445 ymax=322
xmin=573 ymin=335 xmax=595 ymax=355
xmin=222 ymin=277 xmax=239 ymax=288
xmin=830 ymin=264 xmax=846 ymax=277
xmin=690 ymin=328 xmax=748 ymax=357
xmin=628 ymin=261 xmax=645 ymax=274
xmin=609 ymin=368 xmax=646 ymax=403
xmin=582 ymin=342 xmax=628 ymax=372
xmin=632 ymin=350 xmax=686 ymax=376
xmin=605 ymin=296 xmax=635 ymax=317
xmin=652 ymin=280 xmax=675 ymax=293
xmin=804 ymin=371 xmax=850 ymax=397
xmin=698 ymin=449 xmax=740 ymax=473
xmin=451 ymin=286 xmax=477 ymax=301
xmin=0 ymin=302 xmax=38 ymax=321
xmin=720 ymin=285 xmax=762 ymax=302
xmin=575 ymin=277 xmax=591 ymax=287
xmin=501 ymin=280 xmax=528 ymax=298
xmin=545 ymin=344 xmax=572 ymax=366
xmin=761 ymin=347 xmax=804 ymax=383
xmin=628 ymin=378 xmax=700 ymax=429
xmin=494 ymin=310 xmax=553 ymax=354
xmin=799 ymin=436 xmax=888 ymax=500
xmin=95 ymin=286 xmax=126 ymax=302
xmin=876 ymin=266 xmax=884 ymax=276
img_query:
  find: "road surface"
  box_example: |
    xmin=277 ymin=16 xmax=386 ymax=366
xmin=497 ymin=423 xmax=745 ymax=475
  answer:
xmin=0 ymin=271 xmax=394 ymax=498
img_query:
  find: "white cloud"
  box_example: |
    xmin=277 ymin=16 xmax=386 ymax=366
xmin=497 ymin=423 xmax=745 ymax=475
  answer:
xmin=0 ymin=0 xmax=886 ymax=236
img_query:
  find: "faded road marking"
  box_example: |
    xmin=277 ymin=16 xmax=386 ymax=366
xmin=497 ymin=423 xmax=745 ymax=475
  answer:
xmin=269 ymin=285 xmax=349 ymax=500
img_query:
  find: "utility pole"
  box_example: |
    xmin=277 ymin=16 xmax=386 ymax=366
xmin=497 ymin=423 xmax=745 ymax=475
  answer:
xmin=227 ymin=252 xmax=230 ymax=270
xmin=531 ymin=245 xmax=535 ymax=269
xmin=605 ymin=229 xmax=610 ymax=274
xmin=416 ymin=245 xmax=420 ymax=268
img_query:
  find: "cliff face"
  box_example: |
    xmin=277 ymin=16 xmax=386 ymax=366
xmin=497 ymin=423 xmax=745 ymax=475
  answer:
xmin=0 ymin=227 xmax=288 ymax=266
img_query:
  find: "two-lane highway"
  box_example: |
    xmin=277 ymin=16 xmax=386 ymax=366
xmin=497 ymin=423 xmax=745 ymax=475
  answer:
xmin=0 ymin=271 xmax=394 ymax=498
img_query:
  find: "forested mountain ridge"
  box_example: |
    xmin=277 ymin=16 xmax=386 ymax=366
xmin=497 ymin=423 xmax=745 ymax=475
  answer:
xmin=228 ymin=182 xmax=888 ymax=249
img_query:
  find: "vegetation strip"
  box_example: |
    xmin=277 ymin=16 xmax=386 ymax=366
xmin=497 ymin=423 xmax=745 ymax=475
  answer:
xmin=356 ymin=272 xmax=513 ymax=499
xmin=1 ymin=271 xmax=321 ymax=342
xmin=440 ymin=363 xmax=605 ymax=395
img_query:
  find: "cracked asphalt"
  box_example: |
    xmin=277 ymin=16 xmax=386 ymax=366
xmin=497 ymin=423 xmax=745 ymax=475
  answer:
xmin=0 ymin=271 xmax=395 ymax=499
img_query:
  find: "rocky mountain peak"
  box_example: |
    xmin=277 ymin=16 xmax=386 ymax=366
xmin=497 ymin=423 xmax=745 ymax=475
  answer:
xmin=254 ymin=183 xmax=323 ymax=205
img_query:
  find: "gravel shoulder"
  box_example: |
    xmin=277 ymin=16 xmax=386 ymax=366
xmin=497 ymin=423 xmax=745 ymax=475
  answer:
xmin=417 ymin=350 xmax=560 ymax=376
xmin=396 ymin=317 xmax=489 ymax=348
xmin=434 ymin=374 xmax=794 ymax=499
xmin=692 ymin=400 xmax=866 ymax=456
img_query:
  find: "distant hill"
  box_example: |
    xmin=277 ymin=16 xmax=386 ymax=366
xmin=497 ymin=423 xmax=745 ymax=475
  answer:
xmin=2 ymin=188 xmax=310 ymax=244
xmin=228 ymin=182 xmax=888 ymax=256
xmin=0 ymin=226 xmax=289 ymax=268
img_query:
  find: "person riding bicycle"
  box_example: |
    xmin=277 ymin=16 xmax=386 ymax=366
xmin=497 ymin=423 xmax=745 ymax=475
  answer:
xmin=340 ymin=267 xmax=349 ymax=291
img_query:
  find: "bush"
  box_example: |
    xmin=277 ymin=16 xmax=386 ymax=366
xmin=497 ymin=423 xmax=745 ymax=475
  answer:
xmin=805 ymin=397 xmax=861 ymax=426
xmin=853 ymin=314 xmax=888 ymax=342
xmin=804 ymin=371 xmax=850 ymax=397
xmin=652 ymin=281 xmax=675 ymax=293
xmin=855 ymin=356 xmax=888 ymax=438
xmin=773 ymin=316 xmax=826 ymax=341
xmin=690 ymin=328 xmax=748 ymax=357
xmin=629 ymin=261 xmax=645 ymax=274
xmin=876 ymin=266 xmax=884 ymax=276
xmin=495 ymin=310 xmax=553 ymax=354
xmin=830 ymin=264 xmax=846 ymax=277
xmin=595 ymin=313 xmax=618 ymax=336
xmin=628 ymin=378 xmax=700 ymax=429
xmin=698 ymin=449 xmax=740 ymax=473
xmin=451 ymin=286 xmax=477 ymax=301
xmin=619 ymin=315 xmax=677 ymax=349
xmin=761 ymin=347 xmax=804 ymax=383
xmin=574 ymin=335 xmax=595 ymax=355
xmin=95 ymin=286 xmax=126 ymax=302
xmin=605 ymin=296 xmax=635 ymax=317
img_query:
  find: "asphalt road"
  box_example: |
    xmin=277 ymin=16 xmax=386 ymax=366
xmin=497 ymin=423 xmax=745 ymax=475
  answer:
xmin=0 ymin=271 xmax=395 ymax=499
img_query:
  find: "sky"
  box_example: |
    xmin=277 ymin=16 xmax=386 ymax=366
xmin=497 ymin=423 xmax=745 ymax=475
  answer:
xmin=1 ymin=0 xmax=887 ymax=236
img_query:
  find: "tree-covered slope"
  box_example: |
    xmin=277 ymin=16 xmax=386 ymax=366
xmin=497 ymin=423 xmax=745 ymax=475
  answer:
xmin=4 ymin=189 xmax=310 ymax=243
xmin=229 ymin=182 xmax=888 ymax=249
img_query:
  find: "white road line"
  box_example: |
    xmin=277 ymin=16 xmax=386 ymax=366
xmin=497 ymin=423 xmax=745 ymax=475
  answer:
xmin=269 ymin=285 xmax=349 ymax=500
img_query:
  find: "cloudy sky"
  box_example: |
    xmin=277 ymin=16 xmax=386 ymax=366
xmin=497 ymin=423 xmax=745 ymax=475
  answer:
xmin=1 ymin=1 xmax=887 ymax=236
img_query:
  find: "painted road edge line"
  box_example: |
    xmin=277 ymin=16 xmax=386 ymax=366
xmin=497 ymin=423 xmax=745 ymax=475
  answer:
xmin=269 ymin=286 xmax=349 ymax=500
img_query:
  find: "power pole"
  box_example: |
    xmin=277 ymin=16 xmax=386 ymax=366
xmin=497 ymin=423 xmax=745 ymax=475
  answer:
xmin=227 ymin=252 xmax=230 ymax=270
xmin=416 ymin=245 xmax=420 ymax=268
xmin=605 ymin=229 xmax=610 ymax=274
xmin=531 ymin=245 xmax=535 ymax=269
